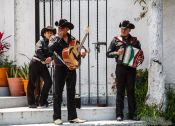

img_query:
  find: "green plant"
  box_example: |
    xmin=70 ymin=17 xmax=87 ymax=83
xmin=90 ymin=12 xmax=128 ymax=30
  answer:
xmin=135 ymin=69 xmax=159 ymax=115
xmin=135 ymin=69 xmax=165 ymax=125
xmin=164 ymin=88 xmax=175 ymax=123
xmin=135 ymin=69 xmax=148 ymax=116
xmin=135 ymin=69 xmax=174 ymax=125
xmin=18 ymin=63 xmax=29 ymax=80
xmin=0 ymin=56 xmax=15 ymax=68
xmin=6 ymin=66 xmax=20 ymax=78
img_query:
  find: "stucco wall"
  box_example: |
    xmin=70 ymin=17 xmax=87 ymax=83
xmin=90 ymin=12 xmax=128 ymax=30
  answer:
xmin=0 ymin=0 xmax=174 ymax=96
xmin=14 ymin=0 xmax=35 ymax=65
xmin=163 ymin=0 xmax=175 ymax=85
xmin=0 ymin=0 xmax=15 ymax=60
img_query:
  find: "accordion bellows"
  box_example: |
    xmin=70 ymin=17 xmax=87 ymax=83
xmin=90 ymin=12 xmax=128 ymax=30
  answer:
xmin=122 ymin=45 xmax=144 ymax=68
xmin=115 ymin=36 xmax=144 ymax=68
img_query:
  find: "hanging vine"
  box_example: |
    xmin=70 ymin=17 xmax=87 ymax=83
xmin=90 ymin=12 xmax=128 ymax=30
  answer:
xmin=134 ymin=0 xmax=148 ymax=21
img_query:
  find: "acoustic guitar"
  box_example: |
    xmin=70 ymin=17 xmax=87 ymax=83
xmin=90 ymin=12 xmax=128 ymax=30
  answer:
xmin=62 ymin=27 xmax=89 ymax=70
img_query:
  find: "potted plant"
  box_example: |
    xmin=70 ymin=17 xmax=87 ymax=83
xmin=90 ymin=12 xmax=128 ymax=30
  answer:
xmin=0 ymin=32 xmax=12 ymax=87
xmin=7 ymin=66 xmax=25 ymax=96
xmin=18 ymin=63 xmax=29 ymax=95
xmin=0 ymin=57 xmax=15 ymax=96
xmin=0 ymin=57 xmax=14 ymax=85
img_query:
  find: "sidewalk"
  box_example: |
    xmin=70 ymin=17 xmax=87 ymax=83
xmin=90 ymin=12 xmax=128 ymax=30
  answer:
xmin=8 ymin=120 xmax=146 ymax=126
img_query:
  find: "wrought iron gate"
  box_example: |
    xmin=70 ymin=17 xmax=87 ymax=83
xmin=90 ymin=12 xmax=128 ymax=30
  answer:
xmin=35 ymin=0 xmax=108 ymax=106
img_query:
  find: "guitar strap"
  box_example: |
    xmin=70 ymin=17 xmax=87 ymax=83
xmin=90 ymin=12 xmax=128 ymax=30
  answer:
xmin=51 ymin=37 xmax=67 ymax=65
xmin=114 ymin=36 xmax=128 ymax=46
xmin=53 ymin=51 xmax=66 ymax=65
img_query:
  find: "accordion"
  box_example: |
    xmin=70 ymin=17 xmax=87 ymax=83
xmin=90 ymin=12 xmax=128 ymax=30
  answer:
xmin=118 ymin=45 xmax=144 ymax=68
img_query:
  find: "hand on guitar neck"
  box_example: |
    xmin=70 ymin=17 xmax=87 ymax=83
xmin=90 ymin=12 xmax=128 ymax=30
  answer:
xmin=80 ymin=48 xmax=87 ymax=58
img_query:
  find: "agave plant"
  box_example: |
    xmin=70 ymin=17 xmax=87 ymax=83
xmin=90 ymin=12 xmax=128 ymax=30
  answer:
xmin=18 ymin=63 xmax=29 ymax=80
xmin=6 ymin=66 xmax=20 ymax=78
xmin=0 ymin=56 xmax=15 ymax=68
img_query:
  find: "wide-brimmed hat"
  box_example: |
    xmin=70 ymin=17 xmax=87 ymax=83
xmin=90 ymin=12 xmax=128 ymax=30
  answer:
xmin=55 ymin=19 xmax=74 ymax=30
xmin=119 ymin=20 xmax=135 ymax=29
xmin=41 ymin=26 xmax=56 ymax=38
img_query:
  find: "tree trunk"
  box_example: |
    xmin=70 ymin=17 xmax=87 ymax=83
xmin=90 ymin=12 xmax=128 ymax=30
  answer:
xmin=146 ymin=0 xmax=165 ymax=110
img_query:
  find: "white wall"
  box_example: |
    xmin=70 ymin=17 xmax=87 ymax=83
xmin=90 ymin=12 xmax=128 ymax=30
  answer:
xmin=163 ymin=0 xmax=175 ymax=84
xmin=0 ymin=0 xmax=174 ymax=96
xmin=0 ymin=0 xmax=15 ymax=61
xmin=14 ymin=0 xmax=35 ymax=65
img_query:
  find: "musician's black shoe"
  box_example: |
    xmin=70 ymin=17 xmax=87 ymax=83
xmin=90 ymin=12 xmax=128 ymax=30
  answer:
xmin=28 ymin=104 xmax=37 ymax=108
xmin=127 ymin=115 xmax=139 ymax=121
xmin=38 ymin=102 xmax=49 ymax=108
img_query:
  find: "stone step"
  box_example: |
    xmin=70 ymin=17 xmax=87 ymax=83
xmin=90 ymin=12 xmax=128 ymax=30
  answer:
xmin=9 ymin=120 xmax=146 ymax=126
xmin=0 ymin=96 xmax=27 ymax=109
xmin=0 ymin=95 xmax=127 ymax=109
xmin=0 ymin=106 xmax=145 ymax=125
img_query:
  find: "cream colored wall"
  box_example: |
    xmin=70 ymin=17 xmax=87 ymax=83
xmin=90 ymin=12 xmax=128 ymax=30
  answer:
xmin=163 ymin=0 xmax=175 ymax=84
xmin=0 ymin=0 xmax=174 ymax=95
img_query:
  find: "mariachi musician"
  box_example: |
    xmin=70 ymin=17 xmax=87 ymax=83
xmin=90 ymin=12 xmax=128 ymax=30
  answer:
xmin=49 ymin=19 xmax=87 ymax=125
xmin=27 ymin=26 xmax=56 ymax=108
xmin=106 ymin=20 xmax=144 ymax=121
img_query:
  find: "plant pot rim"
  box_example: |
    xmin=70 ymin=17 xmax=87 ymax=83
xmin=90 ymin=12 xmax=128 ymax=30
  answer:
xmin=0 ymin=67 xmax=9 ymax=69
xmin=22 ymin=79 xmax=28 ymax=81
xmin=7 ymin=77 xmax=22 ymax=79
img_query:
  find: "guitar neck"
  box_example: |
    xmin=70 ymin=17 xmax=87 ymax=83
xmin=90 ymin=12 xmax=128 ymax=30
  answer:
xmin=77 ymin=33 xmax=88 ymax=54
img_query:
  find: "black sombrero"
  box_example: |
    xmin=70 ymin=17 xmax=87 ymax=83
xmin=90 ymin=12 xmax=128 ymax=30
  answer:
xmin=119 ymin=20 xmax=135 ymax=29
xmin=41 ymin=26 xmax=56 ymax=38
xmin=55 ymin=19 xmax=74 ymax=30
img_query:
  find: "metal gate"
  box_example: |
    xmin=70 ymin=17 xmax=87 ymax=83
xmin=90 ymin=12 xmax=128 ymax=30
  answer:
xmin=35 ymin=0 xmax=108 ymax=106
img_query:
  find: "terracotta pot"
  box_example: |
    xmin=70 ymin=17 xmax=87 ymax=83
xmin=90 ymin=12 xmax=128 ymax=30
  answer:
xmin=23 ymin=79 xmax=28 ymax=96
xmin=25 ymin=79 xmax=43 ymax=96
xmin=7 ymin=78 xmax=25 ymax=96
xmin=0 ymin=68 xmax=9 ymax=87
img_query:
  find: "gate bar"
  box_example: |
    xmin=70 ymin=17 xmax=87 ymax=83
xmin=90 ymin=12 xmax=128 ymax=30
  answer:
xmin=61 ymin=0 xmax=63 ymax=18
xmin=50 ymin=0 xmax=52 ymax=26
xmin=52 ymin=0 xmax=53 ymax=26
xmin=49 ymin=0 xmax=54 ymax=26
xmin=78 ymin=0 xmax=82 ymax=97
xmin=70 ymin=0 xmax=72 ymax=34
xmin=43 ymin=0 xmax=46 ymax=27
xmin=105 ymin=0 xmax=108 ymax=105
xmin=35 ymin=0 xmax=40 ymax=42
xmin=87 ymin=0 xmax=90 ymax=104
xmin=96 ymin=0 xmax=99 ymax=104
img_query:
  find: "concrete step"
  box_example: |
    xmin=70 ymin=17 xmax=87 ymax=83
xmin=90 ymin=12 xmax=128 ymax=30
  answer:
xmin=0 ymin=106 xmax=145 ymax=125
xmin=0 ymin=96 xmax=27 ymax=109
xmin=0 ymin=95 xmax=127 ymax=109
xmin=9 ymin=120 xmax=146 ymax=126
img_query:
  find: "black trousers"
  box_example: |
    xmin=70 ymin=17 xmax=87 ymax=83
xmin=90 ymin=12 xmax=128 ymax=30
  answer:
xmin=115 ymin=64 xmax=136 ymax=118
xmin=27 ymin=60 xmax=52 ymax=105
xmin=53 ymin=65 xmax=77 ymax=121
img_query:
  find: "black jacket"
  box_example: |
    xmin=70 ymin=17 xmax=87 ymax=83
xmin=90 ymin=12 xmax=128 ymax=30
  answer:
xmin=106 ymin=34 xmax=141 ymax=63
xmin=34 ymin=38 xmax=53 ymax=61
xmin=49 ymin=33 xmax=80 ymax=66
